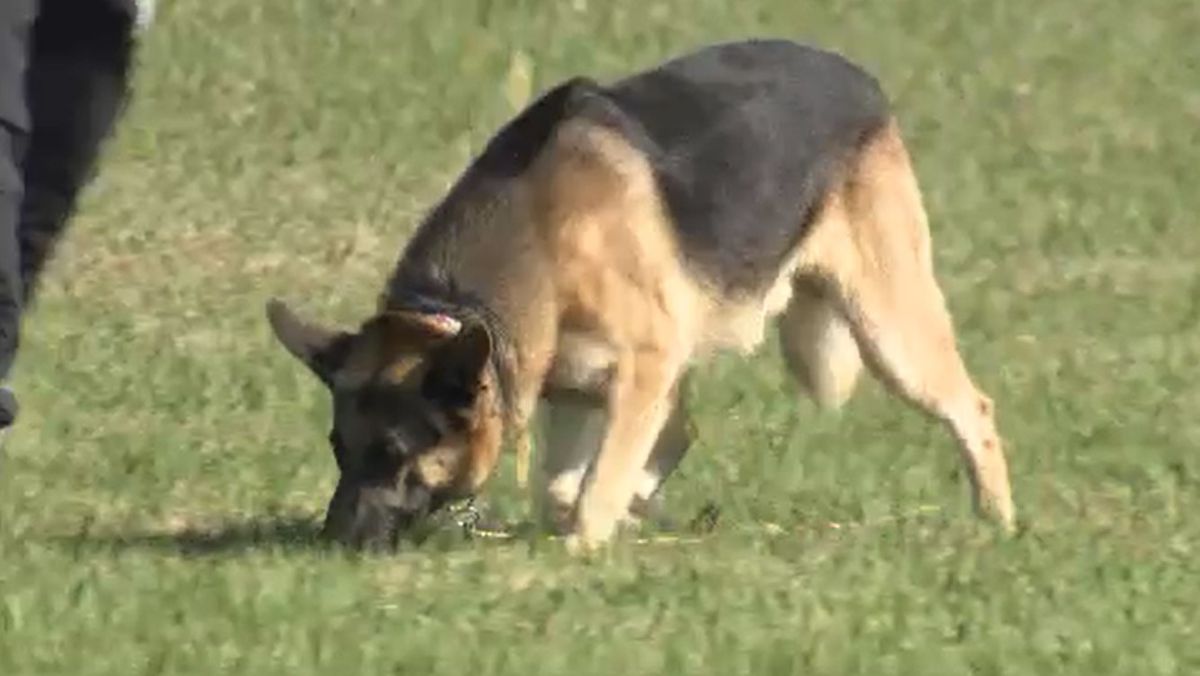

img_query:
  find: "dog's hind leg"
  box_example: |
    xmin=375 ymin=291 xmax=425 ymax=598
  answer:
xmin=778 ymin=276 xmax=863 ymax=410
xmin=802 ymin=120 xmax=1015 ymax=530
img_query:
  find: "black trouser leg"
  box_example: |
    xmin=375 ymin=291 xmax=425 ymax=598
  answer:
xmin=0 ymin=123 xmax=24 ymax=430
xmin=0 ymin=0 xmax=34 ymax=430
xmin=18 ymin=1 xmax=135 ymax=305
xmin=0 ymin=123 xmax=24 ymax=396
xmin=0 ymin=0 xmax=135 ymax=429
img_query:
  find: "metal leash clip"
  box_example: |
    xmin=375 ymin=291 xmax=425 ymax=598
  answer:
xmin=450 ymin=497 xmax=482 ymax=538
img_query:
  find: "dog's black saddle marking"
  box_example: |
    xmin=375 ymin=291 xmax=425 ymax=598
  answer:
xmin=397 ymin=40 xmax=890 ymax=302
xmin=577 ymin=39 xmax=891 ymax=294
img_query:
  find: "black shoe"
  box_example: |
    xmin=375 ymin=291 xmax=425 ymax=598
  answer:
xmin=0 ymin=386 xmax=14 ymax=467
xmin=0 ymin=386 xmax=17 ymax=429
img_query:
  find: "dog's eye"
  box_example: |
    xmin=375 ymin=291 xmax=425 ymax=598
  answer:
xmin=421 ymin=374 xmax=475 ymax=409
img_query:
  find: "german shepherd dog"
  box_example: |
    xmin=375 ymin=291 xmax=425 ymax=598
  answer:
xmin=267 ymin=39 xmax=1015 ymax=551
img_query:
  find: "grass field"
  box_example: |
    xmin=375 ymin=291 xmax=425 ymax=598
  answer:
xmin=3 ymin=0 xmax=1199 ymax=673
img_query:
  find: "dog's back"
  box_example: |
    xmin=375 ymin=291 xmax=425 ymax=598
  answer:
xmin=392 ymin=41 xmax=888 ymax=302
xmin=582 ymin=39 xmax=890 ymax=294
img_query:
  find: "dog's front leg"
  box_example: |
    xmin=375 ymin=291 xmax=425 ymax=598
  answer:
xmin=571 ymin=347 xmax=683 ymax=551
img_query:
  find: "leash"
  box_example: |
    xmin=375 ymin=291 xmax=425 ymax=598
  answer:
xmin=445 ymin=500 xmax=944 ymax=544
xmin=445 ymin=498 xmax=723 ymax=543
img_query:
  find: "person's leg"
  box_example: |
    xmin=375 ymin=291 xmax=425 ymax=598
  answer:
xmin=0 ymin=0 xmax=36 ymax=432
xmin=0 ymin=123 xmax=25 ymax=429
xmin=18 ymin=0 xmax=136 ymax=304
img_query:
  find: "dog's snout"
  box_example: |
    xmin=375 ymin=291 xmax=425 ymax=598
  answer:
xmin=321 ymin=475 xmax=431 ymax=550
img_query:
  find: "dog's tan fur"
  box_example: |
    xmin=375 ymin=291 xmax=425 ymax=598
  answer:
xmin=444 ymin=117 xmax=1015 ymax=548
xmin=792 ymin=121 xmax=1013 ymax=524
xmin=269 ymin=110 xmax=1015 ymax=549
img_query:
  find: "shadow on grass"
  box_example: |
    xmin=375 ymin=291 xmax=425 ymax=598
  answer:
xmin=45 ymin=502 xmax=724 ymax=557
xmin=48 ymin=513 xmax=534 ymax=557
xmin=50 ymin=514 xmax=327 ymax=557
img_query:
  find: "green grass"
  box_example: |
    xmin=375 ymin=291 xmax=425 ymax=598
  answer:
xmin=3 ymin=0 xmax=1200 ymax=673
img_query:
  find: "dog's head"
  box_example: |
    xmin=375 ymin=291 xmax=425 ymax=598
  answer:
xmin=266 ymin=299 xmax=504 ymax=550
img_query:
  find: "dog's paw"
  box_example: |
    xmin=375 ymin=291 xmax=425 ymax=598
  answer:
xmin=564 ymin=533 xmax=605 ymax=557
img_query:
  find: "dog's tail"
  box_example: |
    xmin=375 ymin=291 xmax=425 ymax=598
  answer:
xmin=777 ymin=277 xmax=864 ymax=409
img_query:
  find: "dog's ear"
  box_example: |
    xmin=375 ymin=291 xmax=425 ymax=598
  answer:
xmin=266 ymin=298 xmax=351 ymax=383
xmin=361 ymin=310 xmax=464 ymax=383
xmin=422 ymin=323 xmax=493 ymax=409
xmin=362 ymin=310 xmax=462 ymax=346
